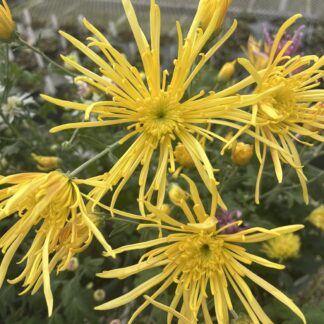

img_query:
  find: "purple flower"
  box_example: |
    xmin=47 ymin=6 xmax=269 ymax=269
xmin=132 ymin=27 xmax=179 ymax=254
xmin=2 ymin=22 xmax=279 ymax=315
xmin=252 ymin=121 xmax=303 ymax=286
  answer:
xmin=263 ymin=24 xmax=305 ymax=58
xmin=217 ymin=208 xmax=248 ymax=234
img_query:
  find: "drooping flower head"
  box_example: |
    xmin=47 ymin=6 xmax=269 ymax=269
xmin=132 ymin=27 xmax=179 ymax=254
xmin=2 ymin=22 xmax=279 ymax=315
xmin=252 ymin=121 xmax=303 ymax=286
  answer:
xmin=41 ymin=0 xmax=259 ymax=214
xmin=0 ymin=171 xmax=113 ymax=316
xmin=226 ymin=15 xmax=324 ymax=204
xmin=95 ymin=175 xmax=305 ymax=324
xmin=0 ymin=0 xmax=15 ymax=42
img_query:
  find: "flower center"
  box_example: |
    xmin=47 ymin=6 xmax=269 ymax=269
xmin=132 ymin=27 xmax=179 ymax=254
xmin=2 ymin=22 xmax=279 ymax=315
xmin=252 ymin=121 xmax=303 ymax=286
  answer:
xmin=259 ymin=78 xmax=297 ymax=128
xmin=138 ymin=94 xmax=183 ymax=138
xmin=168 ymin=235 xmax=225 ymax=280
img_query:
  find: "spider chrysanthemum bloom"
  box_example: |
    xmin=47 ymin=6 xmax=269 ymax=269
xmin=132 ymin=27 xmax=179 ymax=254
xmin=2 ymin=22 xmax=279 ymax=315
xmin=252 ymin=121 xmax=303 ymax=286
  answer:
xmin=0 ymin=0 xmax=15 ymax=42
xmin=0 ymin=171 xmax=113 ymax=316
xmin=41 ymin=0 xmax=260 ymax=214
xmin=226 ymin=14 xmax=324 ymax=204
xmin=96 ymin=176 xmax=305 ymax=324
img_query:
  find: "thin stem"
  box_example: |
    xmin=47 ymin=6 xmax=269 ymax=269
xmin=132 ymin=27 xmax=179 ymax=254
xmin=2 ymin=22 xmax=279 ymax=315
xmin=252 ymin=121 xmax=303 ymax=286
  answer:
xmin=16 ymin=34 xmax=77 ymax=77
xmin=220 ymin=165 xmax=238 ymax=194
xmin=67 ymin=128 xmax=80 ymax=146
xmin=68 ymin=141 xmax=120 ymax=178
xmin=261 ymin=170 xmax=324 ymax=200
xmin=107 ymin=216 xmax=140 ymax=225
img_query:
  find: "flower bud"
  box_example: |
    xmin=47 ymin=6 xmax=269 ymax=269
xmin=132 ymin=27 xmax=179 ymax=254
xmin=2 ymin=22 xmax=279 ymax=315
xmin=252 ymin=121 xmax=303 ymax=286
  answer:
xmin=174 ymin=143 xmax=194 ymax=168
xmin=247 ymin=36 xmax=269 ymax=70
xmin=0 ymin=157 xmax=8 ymax=169
xmin=31 ymin=153 xmax=61 ymax=171
xmin=160 ymin=204 xmax=171 ymax=215
xmin=61 ymin=141 xmax=71 ymax=151
xmin=50 ymin=144 xmax=59 ymax=152
xmin=0 ymin=0 xmax=15 ymax=42
xmin=223 ymin=131 xmax=234 ymax=151
xmin=86 ymin=282 xmax=94 ymax=289
xmin=168 ymin=183 xmax=188 ymax=206
xmin=307 ymin=205 xmax=324 ymax=231
xmin=64 ymin=51 xmax=79 ymax=71
xmin=262 ymin=233 xmax=301 ymax=260
xmin=231 ymin=142 xmax=253 ymax=166
xmin=199 ymin=0 xmax=231 ymax=33
xmin=67 ymin=257 xmax=79 ymax=271
xmin=93 ymin=289 xmax=106 ymax=302
xmin=218 ymin=60 xmax=236 ymax=82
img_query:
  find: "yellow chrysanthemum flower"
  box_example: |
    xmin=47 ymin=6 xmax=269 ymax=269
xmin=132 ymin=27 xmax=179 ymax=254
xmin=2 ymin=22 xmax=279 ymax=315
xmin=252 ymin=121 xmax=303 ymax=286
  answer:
xmin=41 ymin=0 xmax=261 ymax=214
xmin=224 ymin=15 xmax=324 ymax=204
xmin=262 ymin=233 xmax=301 ymax=260
xmin=0 ymin=171 xmax=113 ymax=316
xmin=307 ymin=205 xmax=324 ymax=231
xmin=0 ymin=0 xmax=15 ymax=42
xmin=95 ymin=175 xmax=305 ymax=324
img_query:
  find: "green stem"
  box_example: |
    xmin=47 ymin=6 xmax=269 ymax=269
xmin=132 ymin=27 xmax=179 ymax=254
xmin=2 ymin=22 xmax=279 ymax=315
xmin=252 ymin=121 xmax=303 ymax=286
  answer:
xmin=68 ymin=141 xmax=120 ymax=178
xmin=16 ymin=34 xmax=77 ymax=77
xmin=220 ymin=165 xmax=238 ymax=194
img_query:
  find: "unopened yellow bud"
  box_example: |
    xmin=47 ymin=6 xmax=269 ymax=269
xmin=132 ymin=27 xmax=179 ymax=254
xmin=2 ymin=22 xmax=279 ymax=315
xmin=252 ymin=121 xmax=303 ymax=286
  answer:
xmin=86 ymin=282 xmax=94 ymax=289
xmin=231 ymin=142 xmax=253 ymax=166
xmin=247 ymin=36 xmax=269 ymax=70
xmin=218 ymin=60 xmax=236 ymax=82
xmin=308 ymin=205 xmax=324 ymax=231
xmin=0 ymin=0 xmax=15 ymax=42
xmin=199 ymin=0 xmax=231 ymax=32
xmin=223 ymin=131 xmax=234 ymax=150
xmin=31 ymin=153 xmax=61 ymax=171
xmin=93 ymin=289 xmax=106 ymax=302
xmin=67 ymin=257 xmax=79 ymax=271
xmin=262 ymin=233 xmax=301 ymax=260
xmin=174 ymin=143 xmax=194 ymax=168
xmin=64 ymin=52 xmax=79 ymax=71
xmin=168 ymin=183 xmax=188 ymax=205
xmin=160 ymin=204 xmax=171 ymax=215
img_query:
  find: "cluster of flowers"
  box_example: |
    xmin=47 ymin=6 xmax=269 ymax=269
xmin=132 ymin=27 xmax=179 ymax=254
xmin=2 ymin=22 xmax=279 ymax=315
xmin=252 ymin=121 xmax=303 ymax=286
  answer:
xmin=1 ymin=0 xmax=323 ymax=322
